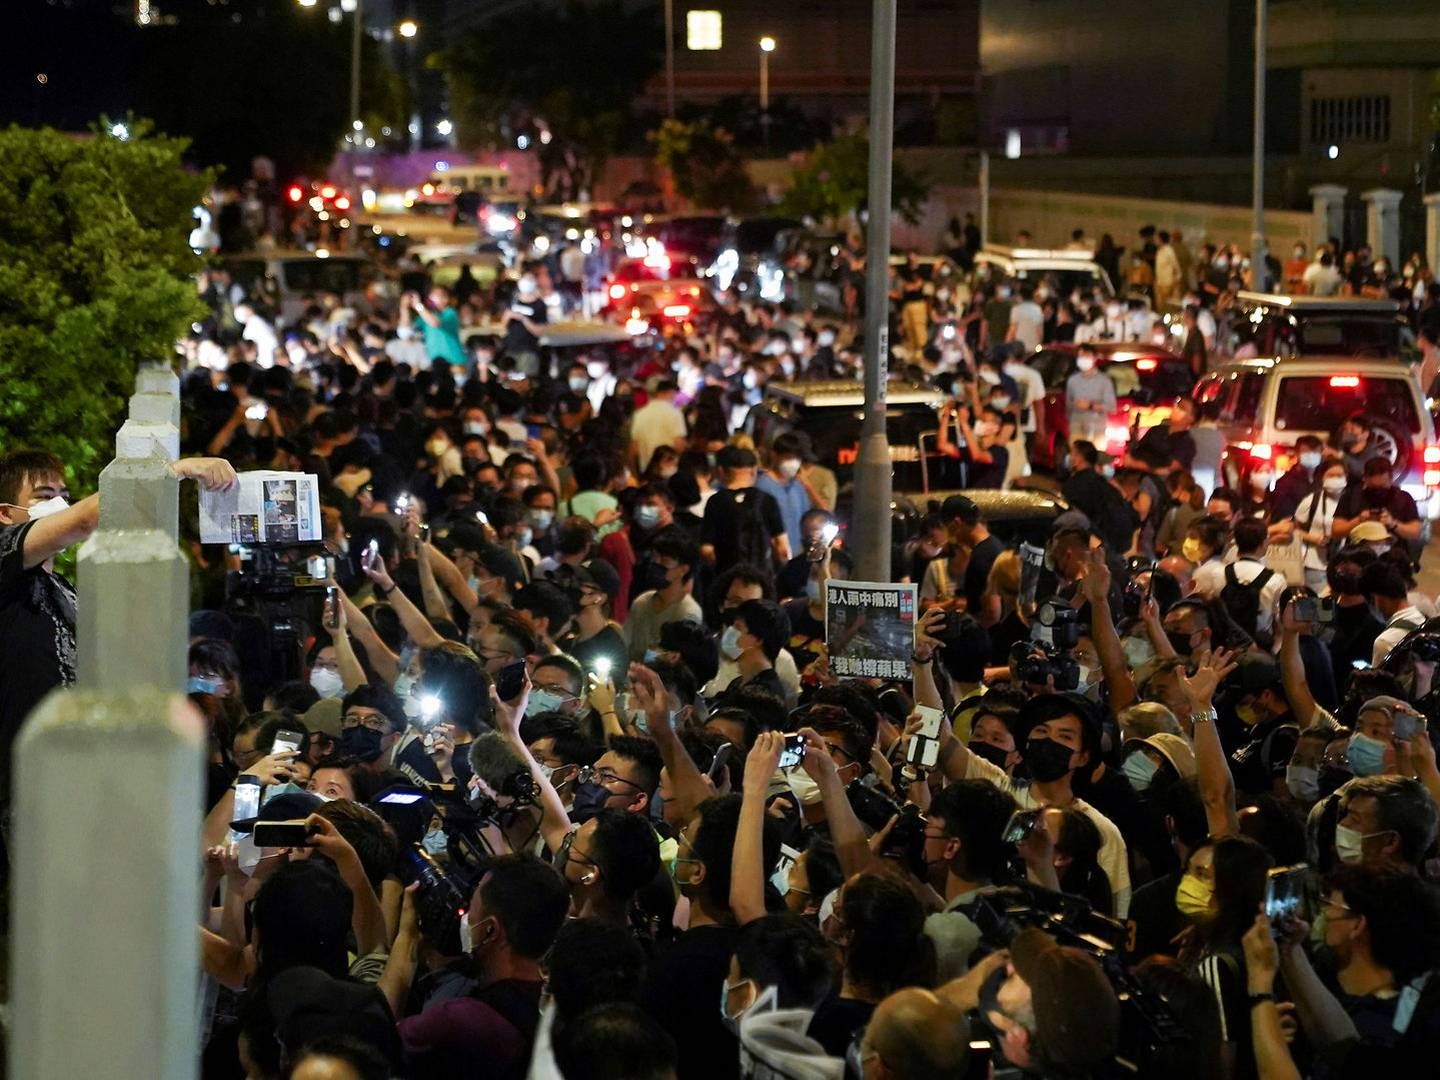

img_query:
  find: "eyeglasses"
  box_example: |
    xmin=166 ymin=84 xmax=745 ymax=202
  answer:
xmin=556 ymin=828 xmax=598 ymax=870
xmin=342 ymin=713 xmax=389 ymax=733
xmin=1324 ymin=897 xmax=1358 ymax=920
xmin=576 ymin=766 xmax=645 ymax=793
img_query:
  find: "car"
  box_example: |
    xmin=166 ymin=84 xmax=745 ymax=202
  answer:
xmin=891 ymin=487 xmax=1074 ymax=549
xmin=601 ymin=257 xmax=715 ymax=333
xmin=1195 ymin=356 xmax=1440 ymax=521
xmin=1226 ymin=292 xmax=1412 ymax=359
xmin=973 ymin=245 xmax=1117 ymax=300
xmin=749 ymin=380 xmax=947 ymax=494
xmin=1027 ymin=342 xmax=1195 ymax=471
xmin=711 ymin=216 xmax=804 ymax=296
xmin=222 ymin=250 xmax=375 ymax=328
xmin=651 ymin=214 xmax=729 ymax=272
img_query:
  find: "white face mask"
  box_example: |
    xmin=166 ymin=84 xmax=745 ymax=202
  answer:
xmin=1250 ymin=472 xmax=1273 ymax=490
xmin=1299 ymin=451 xmax=1322 ymax=470
xmin=26 ymin=496 xmax=70 ymax=520
xmin=1323 ymin=476 xmax=1348 ymax=496
xmin=778 ymin=459 xmax=801 ymax=480
xmin=1075 ymin=355 xmax=1096 ymax=372
xmin=309 ymin=666 xmax=344 ymax=699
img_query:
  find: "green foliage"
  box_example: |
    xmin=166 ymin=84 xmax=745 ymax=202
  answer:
xmin=650 ymin=119 xmax=757 ymax=213
xmin=0 ymin=120 xmax=210 ymax=490
xmin=779 ymin=135 xmax=931 ymax=227
xmin=439 ymin=0 xmax=663 ymax=200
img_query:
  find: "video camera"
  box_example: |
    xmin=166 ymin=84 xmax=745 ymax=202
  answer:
xmin=846 ymin=781 xmax=928 ymax=877
xmin=1010 ymin=641 xmax=1080 ymax=692
xmin=969 ymin=882 xmax=1189 ymax=1070
xmin=224 ymin=543 xmax=335 ymax=684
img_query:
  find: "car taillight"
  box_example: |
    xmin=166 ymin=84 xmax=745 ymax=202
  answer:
xmin=608 ymin=284 xmax=627 ymax=300
xmin=663 ymin=304 xmax=692 ymax=319
xmin=334 ymin=196 xmax=351 ymax=210
xmin=1329 ymin=375 xmax=1360 ymax=388
xmin=1249 ymin=443 xmax=1273 ymax=461
xmin=1135 ymin=358 xmax=1157 ymax=372
xmin=1426 ymin=446 xmax=1440 ymax=486
xmin=287 ymin=185 xmax=303 ymax=203
xmin=320 ymin=185 xmax=336 ymax=200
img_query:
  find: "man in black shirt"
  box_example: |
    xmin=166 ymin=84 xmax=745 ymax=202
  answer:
xmin=1334 ymin=457 xmax=1422 ymax=548
xmin=1270 ymin=434 xmax=1325 ymax=522
xmin=1129 ymin=396 xmax=1197 ymax=474
xmin=701 ymin=447 xmax=789 ymax=575
xmin=940 ymin=494 xmax=1004 ymax=613
xmin=555 ymin=560 xmax=628 ymax=683
xmin=1062 ymin=441 xmax=1138 ymax=555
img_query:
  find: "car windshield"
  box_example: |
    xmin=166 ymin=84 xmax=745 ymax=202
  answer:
xmin=1274 ymin=375 xmax=1420 ymax=433
xmin=1293 ymin=316 xmax=1401 ymax=357
xmin=1014 ymin=266 xmax=1111 ymax=298
xmin=281 ymin=259 xmax=364 ymax=293
xmin=657 ymin=218 xmax=726 ymax=258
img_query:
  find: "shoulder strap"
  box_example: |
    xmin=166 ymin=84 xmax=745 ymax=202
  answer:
xmin=1225 ymin=563 xmax=1239 ymax=587
xmin=1253 ymin=568 xmax=1274 ymax=592
xmin=1302 ymin=490 xmax=1326 ymax=534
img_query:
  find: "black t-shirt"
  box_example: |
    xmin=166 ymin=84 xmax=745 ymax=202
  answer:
xmin=1270 ymin=463 xmax=1313 ymax=522
xmin=784 ymin=598 xmax=826 ymax=674
xmin=1134 ymin=422 xmax=1196 ymax=470
xmin=899 ymin=271 xmax=926 ymax=305
xmin=806 ymin=995 xmax=876 ymax=1058
xmin=641 ymin=924 xmax=740 ymax=1080
xmin=1230 ymin=714 xmax=1299 ymax=798
xmin=1335 ymin=483 xmax=1419 ymax=523
xmin=1329 ymin=603 xmax=1383 ymax=690
xmin=702 ymin=486 xmax=785 ymax=574
xmin=0 ymin=521 xmax=76 ymax=802
xmin=967 ymin=444 xmax=1008 ymax=489
xmin=964 ymin=534 xmax=1004 ymax=613
xmin=722 ymin=667 xmax=785 ymax=704
xmin=566 ymin=625 xmax=629 ymax=684
xmin=1062 ymin=469 xmax=1139 ymax=554
xmin=502 ymin=296 xmax=547 ymax=356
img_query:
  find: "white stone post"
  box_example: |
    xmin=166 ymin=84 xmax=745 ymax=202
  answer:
xmin=10 ymin=362 xmax=203 ymax=1080
xmin=1361 ymin=188 xmax=1403 ymax=266
xmin=1424 ymin=192 xmax=1440 ymax=277
xmin=1308 ymin=184 xmax=1347 ymax=248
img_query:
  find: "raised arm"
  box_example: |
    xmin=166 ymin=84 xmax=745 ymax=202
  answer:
xmin=732 ymin=733 xmax=786 ymax=925
xmin=912 ymin=608 xmax=946 ymax=711
xmin=798 ymin=726 xmax=871 ymax=879
xmin=307 ymin=813 xmax=389 ymax=955
xmin=1277 ymin=606 xmax=1320 ymax=728
xmin=1082 ymin=551 xmax=1136 ymax=714
xmin=337 ymin=588 xmax=400 ymax=685
xmin=362 ymin=556 xmax=444 ymax=651
xmin=1179 ymin=648 xmax=1241 ymax=838
xmin=423 ymin=543 xmax=481 ymax=619
xmin=377 ymin=886 xmax=420 ymax=1017
xmin=323 ymin=592 xmax=367 ymax=693
xmin=490 ymin=678 xmax=571 ymax=854
xmin=630 ymin=663 xmax=712 ymax=822
xmin=1243 ymin=914 xmax=1304 ymax=1080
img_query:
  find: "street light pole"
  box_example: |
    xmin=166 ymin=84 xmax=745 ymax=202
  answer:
xmin=664 ymin=0 xmax=675 ymax=119
xmin=759 ymin=36 xmax=775 ymax=153
xmin=853 ymin=0 xmax=896 ymax=584
xmin=1251 ymin=0 xmax=1268 ymax=290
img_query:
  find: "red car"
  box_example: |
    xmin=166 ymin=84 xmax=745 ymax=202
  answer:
xmin=1027 ymin=342 xmax=1195 ymax=471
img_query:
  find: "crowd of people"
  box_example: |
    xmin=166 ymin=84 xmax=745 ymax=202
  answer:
xmin=4 ymin=211 xmax=1440 ymax=1080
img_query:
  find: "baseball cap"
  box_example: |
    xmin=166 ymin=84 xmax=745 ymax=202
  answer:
xmin=1130 ymin=732 xmax=1197 ymax=779
xmin=1349 ymin=520 xmax=1390 ymax=543
xmin=1358 ymin=695 xmax=1420 ymax=723
xmin=1009 ymin=928 xmax=1121 ymax=1068
xmin=557 ymin=558 xmax=621 ymax=604
xmin=231 ymin=790 xmax=325 ymax=834
xmin=302 ymin=698 xmax=343 ymax=739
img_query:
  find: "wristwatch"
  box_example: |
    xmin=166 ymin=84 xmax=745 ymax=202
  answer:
xmin=1190 ymin=706 xmax=1217 ymax=726
xmin=1247 ymin=991 xmax=1274 ymax=1006
xmin=378 ymin=581 xmax=395 ymax=596
xmin=911 ymin=653 xmax=933 ymax=665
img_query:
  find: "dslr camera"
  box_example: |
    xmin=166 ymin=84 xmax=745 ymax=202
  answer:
xmin=1009 ymin=640 xmax=1080 ymax=691
xmin=846 ymin=781 xmax=928 ymax=877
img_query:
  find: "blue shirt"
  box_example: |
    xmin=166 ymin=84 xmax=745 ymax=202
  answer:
xmin=756 ymin=472 xmax=812 ymax=554
xmin=420 ymin=306 xmax=467 ymax=368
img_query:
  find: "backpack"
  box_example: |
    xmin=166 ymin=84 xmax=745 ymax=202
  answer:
xmin=729 ymin=488 xmax=776 ymax=571
xmin=1221 ymin=562 xmax=1273 ymax=639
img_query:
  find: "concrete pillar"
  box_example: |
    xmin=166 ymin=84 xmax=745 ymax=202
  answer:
xmin=1361 ymin=188 xmax=1404 ymax=266
xmin=1424 ymin=192 xmax=1440 ymax=277
xmin=10 ymin=689 xmax=203 ymax=1080
xmin=1308 ymin=184 xmax=1347 ymax=248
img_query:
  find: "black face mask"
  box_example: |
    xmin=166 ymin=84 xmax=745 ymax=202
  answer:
xmin=1166 ymin=630 xmax=1196 ymax=657
xmin=640 ymin=562 xmax=670 ymax=593
xmin=569 ymin=781 xmax=610 ymax=824
xmin=1364 ymin=486 xmax=1393 ymax=509
xmin=968 ymin=740 xmax=1011 ymax=770
xmin=339 ymin=726 xmax=384 ymax=763
xmin=1022 ymin=737 xmax=1074 ymax=783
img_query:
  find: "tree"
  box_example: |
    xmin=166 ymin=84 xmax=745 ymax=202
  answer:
xmin=438 ymin=0 xmax=663 ymax=201
xmin=650 ymin=119 xmax=757 ymax=213
xmin=779 ymin=134 xmax=931 ymax=228
xmin=0 ymin=121 xmax=211 ymax=489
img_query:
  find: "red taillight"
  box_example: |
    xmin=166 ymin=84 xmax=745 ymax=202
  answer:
xmin=663 ymin=304 xmax=692 ymax=319
xmin=1424 ymin=446 xmax=1440 ymax=465
xmin=334 ymin=196 xmax=351 ymax=210
xmin=321 ymin=185 xmax=337 ymax=200
xmin=287 ymin=185 xmax=303 ymax=203
xmin=608 ymin=284 xmax=627 ymax=300
xmin=689 ymin=286 xmax=701 ymax=297
xmin=1135 ymin=358 xmax=1158 ymax=372
xmin=1426 ymin=446 xmax=1440 ymax=485
xmin=1329 ymin=375 xmax=1360 ymax=388
xmin=1249 ymin=443 xmax=1273 ymax=461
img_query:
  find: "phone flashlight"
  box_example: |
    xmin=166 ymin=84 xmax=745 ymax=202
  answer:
xmin=593 ymin=657 xmax=612 ymax=679
xmin=419 ymin=695 xmax=443 ymax=723
xmin=395 ymin=493 xmax=411 ymax=513
xmin=820 ymin=523 xmax=840 ymax=544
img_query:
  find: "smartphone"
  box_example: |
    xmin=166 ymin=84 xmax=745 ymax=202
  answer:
xmin=496 ymin=660 xmax=527 ymax=702
xmin=914 ymin=706 xmax=943 ymax=741
xmin=591 ymin=657 xmax=613 ymax=681
xmin=418 ymin=523 xmax=431 ymax=544
xmin=244 ymin=401 xmax=269 ymax=421
xmin=1264 ymin=864 xmax=1309 ymax=922
xmin=778 ymin=733 xmax=807 ymax=770
xmin=252 ymin=820 xmax=313 ymax=848
xmin=1003 ymin=808 xmax=1043 ymax=845
xmin=323 ymin=585 xmax=339 ymax=629
xmin=232 ymin=776 xmax=262 ymax=825
xmin=377 ymin=791 xmax=425 ymax=805
xmin=364 ymin=539 xmax=381 ymax=572
xmin=1394 ymin=710 xmax=1425 ymax=743
xmin=708 ymin=742 xmax=736 ymax=782
xmin=394 ymin=493 xmax=411 ymax=514
xmin=905 ymin=736 xmax=940 ymax=769
xmin=273 ymin=729 xmax=304 ymax=756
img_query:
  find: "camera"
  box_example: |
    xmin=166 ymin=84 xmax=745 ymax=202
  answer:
xmin=845 ymin=781 xmax=928 ymax=877
xmin=400 ymin=845 xmax=470 ymax=955
xmin=1010 ymin=640 xmax=1080 ymax=691
xmin=1408 ymin=631 xmax=1440 ymax=663
xmin=1002 ymin=808 xmax=1043 ymax=845
xmin=1035 ymin=601 xmax=1080 ymax=649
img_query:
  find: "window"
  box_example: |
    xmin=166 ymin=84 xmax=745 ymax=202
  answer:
xmin=1310 ymin=95 xmax=1390 ymax=147
xmin=1274 ymin=376 xmax=1419 ymax=434
xmin=686 ymin=10 xmax=722 ymax=50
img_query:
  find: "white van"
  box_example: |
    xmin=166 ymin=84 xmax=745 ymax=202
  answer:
xmin=431 ymin=165 xmax=513 ymax=198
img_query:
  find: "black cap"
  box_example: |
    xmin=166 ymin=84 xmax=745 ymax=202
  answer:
xmin=557 ymin=558 xmax=621 ymax=604
xmin=940 ymin=493 xmax=981 ymax=525
xmin=716 ymin=445 xmax=758 ymax=470
xmin=231 ymin=790 xmax=325 ymax=833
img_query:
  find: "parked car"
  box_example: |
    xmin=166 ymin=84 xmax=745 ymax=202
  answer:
xmin=223 ymin=251 xmax=375 ymax=328
xmin=1026 ymin=342 xmax=1194 ymax=471
xmin=973 ymin=245 xmax=1118 ymax=300
xmin=1227 ymin=291 xmax=1411 ymax=359
xmin=1195 ymin=355 xmax=1439 ymax=521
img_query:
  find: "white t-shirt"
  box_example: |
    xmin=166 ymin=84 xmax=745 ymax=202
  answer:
xmin=1008 ymin=301 xmax=1045 ymax=352
xmin=703 ymin=648 xmax=800 ymax=707
xmin=1292 ymin=491 xmax=1340 ymax=571
xmin=1192 ymin=556 xmax=1228 ymax=600
xmin=242 ymin=315 xmax=279 ymax=367
xmin=962 ymin=750 xmax=1131 ymax=919
xmin=1002 ymin=361 xmax=1047 ymax=433
xmin=1227 ymin=556 xmax=1288 ymax=636
xmin=630 ymin=396 xmax=687 ymax=473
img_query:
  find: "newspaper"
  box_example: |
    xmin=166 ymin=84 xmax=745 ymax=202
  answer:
xmin=825 ymin=579 xmax=918 ymax=683
xmin=198 ymin=471 xmax=322 ymax=545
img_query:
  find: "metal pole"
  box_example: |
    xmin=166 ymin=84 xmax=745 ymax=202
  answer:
xmin=853 ymin=0 xmax=896 ymax=584
xmin=350 ymin=0 xmax=362 ymax=188
xmin=664 ymin=0 xmax=675 ymax=119
xmin=760 ymin=50 xmax=769 ymax=112
xmin=978 ymin=150 xmax=990 ymax=247
xmin=1251 ymin=0 xmax=1268 ymax=290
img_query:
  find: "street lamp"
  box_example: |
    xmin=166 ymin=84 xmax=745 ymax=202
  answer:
xmin=398 ymin=19 xmax=417 ymax=38
xmin=436 ymin=119 xmax=453 ymax=138
xmin=297 ymin=0 xmax=362 ymax=182
xmin=759 ymin=36 xmax=776 ymax=152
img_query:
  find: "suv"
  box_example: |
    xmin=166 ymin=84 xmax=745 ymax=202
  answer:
xmin=223 ymin=251 xmax=375 ymax=328
xmin=749 ymin=380 xmax=947 ymax=493
xmin=1195 ymin=357 xmax=1439 ymax=520
xmin=1228 ymin=292 xmax=1411 ymax=359
xmin=973 ymin=245 xmax=1117 ymax=300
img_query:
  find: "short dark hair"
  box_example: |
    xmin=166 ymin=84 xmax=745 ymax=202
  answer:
xmin=1189 ymin=514 xmax=1230 ymax=554
xmin=478 ymin=854 xmax=570 ymax=959
xmin=311 ymin=800 xmax=398 ymax=892
xmin=1072 ymin=440 xmax=1099 ymax=467
xmin=733 ymin=598 xmax=790 ymax=661
xmin=0 ymin=449 xmax=64 ymax=506
xmin=589 ymin=809 xmax=662 ymax=905
xmin=940 ymin=493 xmax=980 ymax=525
xmin=553 ymin=1003 xmax=677 ymax=1080
xmin=532 ymin=653 xmax=585 ymax=698
xmin=716 ymin=445 xmax=758 ymax=470
xmin=1233 ymin=517 xmax=1267 ymax=556
xmin=1327 ymin=864 xmax=1440 ymax=983
xmin=546 ymin=918 xmax=647 ymax=1019
xmin=689 ymin=794 xmax=780 ymax=911
xmin=420 ymin=642 xmax=491 ymax=734
xmin=514 ymin=581 xmax=576 ymax=635
xmin=606 ymin=735 xmax=663 ymax=796
xmin=928 ymin=780 xmax=1018 ymax=882
xmin=651 ymin=527 xmax=700 ymax=580
xmin=839 ymin=873 xmax=934 ymax=996
xmin=657 ymin=620 xmax=719 ymax=688
xmin=341 ymin=683 xmax=406 ymax=735
xmin=1363 ymin=456 xmax=1393 ymax=479
xmin=733 ymin=914 xmax=837 ymax=1008
xmin=1361 ymin=560 xmax=1409 ymax=601
xmin=252 ymin=860 xmax=352 ymax=981
xmin=1343 ymin=775 xmax=1440 ymax=866
xmin=1208 ymin=488 xmax=1241 ymax=513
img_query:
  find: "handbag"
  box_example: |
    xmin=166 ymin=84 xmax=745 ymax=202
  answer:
xmin=1267 ymin=491 xmax=1323 ymax=586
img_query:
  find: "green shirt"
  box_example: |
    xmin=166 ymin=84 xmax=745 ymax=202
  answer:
xmin=420 ymin=307 xmax=467 ymax=368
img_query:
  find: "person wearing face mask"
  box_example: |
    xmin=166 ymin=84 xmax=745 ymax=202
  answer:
xmin=1323 ymin=773 xmax=1439 ymax=877
xmin=755 ymin=433 xmax=814 ymax=559
xmin=936 ymin=693 xmax=1133 ymax=917
xmin=1362 ymin=560 xmax=1424 ymax=667
xmin=1290 ymin=457 xmax=1348 ymax=593
xmin=1335 ymin=456 xmax=1421 ymax=553
xmin=628 ymin=377 xmax=688 ymax=482
xmin=1063 ymin=345 xmax=1116 ymax=447
xmin=783 ymin=546 xmax=852 ymax=675
xmin=624 ymin=529 xmax=703 ymax=661
xmin=715 ymin=599 xmax=790 ymax=704
xmin=1227 ymin=653 xmax=1302 ymax=800
xmin=1184 ymin=515 xmax=1232 ymax=600
xmin=935 ymin=397 xmax=1010 ymax=490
